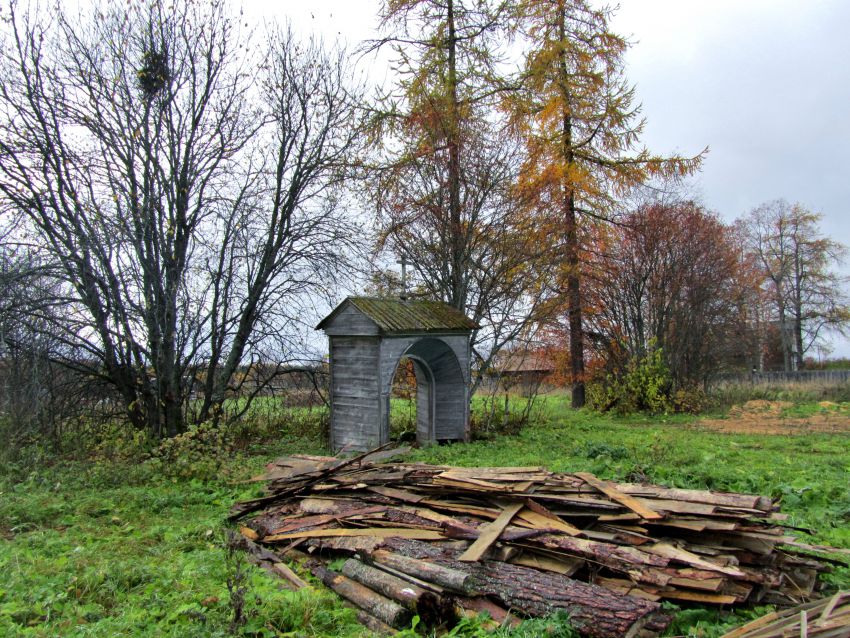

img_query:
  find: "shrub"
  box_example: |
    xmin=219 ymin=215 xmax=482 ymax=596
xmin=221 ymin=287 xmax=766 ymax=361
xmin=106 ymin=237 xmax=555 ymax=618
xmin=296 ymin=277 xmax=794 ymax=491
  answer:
xmin=469 ymin=393 xmax=541 ymax=440
xmin=578 ymin=441 xmax=630 ymax=461
xmin=86 ymin=421 xmax=153 ymax=462
xmin=389 ymin=398 xmax=417 ymax=442
xmin=671 ymin=386 xmax=709 ymax=414
xmin=588 ymin=346 xmax=673 ymax=415
xmin=470 ymin=405 xmax=528 ymax=440
xmin=150 ymin=421 xmax=234 ymax=480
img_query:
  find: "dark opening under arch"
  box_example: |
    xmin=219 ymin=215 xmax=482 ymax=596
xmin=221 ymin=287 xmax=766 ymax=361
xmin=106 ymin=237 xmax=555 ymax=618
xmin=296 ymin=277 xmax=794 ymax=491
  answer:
xmin=385 ymin=337 xmax=466 ymax=445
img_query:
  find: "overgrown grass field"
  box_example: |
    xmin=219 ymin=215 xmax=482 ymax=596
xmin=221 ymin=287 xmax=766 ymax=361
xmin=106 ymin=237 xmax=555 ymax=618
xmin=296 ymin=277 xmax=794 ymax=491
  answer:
xmin=1 ymin=394 xmax=849 ymax=637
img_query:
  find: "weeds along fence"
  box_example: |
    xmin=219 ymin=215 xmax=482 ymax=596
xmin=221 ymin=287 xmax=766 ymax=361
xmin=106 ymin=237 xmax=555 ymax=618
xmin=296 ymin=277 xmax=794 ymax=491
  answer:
xmin=709 ymin=369 xmax=850 ymax=408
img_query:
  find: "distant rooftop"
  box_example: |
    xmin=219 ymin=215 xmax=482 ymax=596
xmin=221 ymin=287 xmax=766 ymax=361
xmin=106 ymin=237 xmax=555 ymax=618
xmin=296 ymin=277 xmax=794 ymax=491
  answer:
xmin=494 ymin=350 xmax=555 ymax=374
xmin=317 ymin=296 xmax=479 ymax=334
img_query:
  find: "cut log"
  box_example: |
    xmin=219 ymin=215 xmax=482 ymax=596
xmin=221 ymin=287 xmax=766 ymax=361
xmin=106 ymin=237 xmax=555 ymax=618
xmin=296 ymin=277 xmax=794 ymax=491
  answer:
xmin=311 ymin=564 xmax=412 ymax=629
xmin=457 ymin=597 xmax=521 ymax=627
xmin=368 ymin=549 xmax=478 ymax=594
xmin=355 ymin=610 xmax=396 ymax=635
xmin=472 ymin=561 xmax=671 ymax=638
xmin=341 ymin=559 xmax=456 ymax=628
xmin=239 ymin=526 xmax=259 ymax=541
xmin=381 ymin=538 xmax=671 ymax=638
xmin=271 ymin=562 xmax=309 ymax=589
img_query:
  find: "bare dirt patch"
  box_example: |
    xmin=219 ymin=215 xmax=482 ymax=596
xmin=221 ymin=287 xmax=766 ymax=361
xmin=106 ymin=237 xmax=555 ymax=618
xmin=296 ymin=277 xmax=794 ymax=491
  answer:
xmin=699 ymin=400 xmax=850 ymax=434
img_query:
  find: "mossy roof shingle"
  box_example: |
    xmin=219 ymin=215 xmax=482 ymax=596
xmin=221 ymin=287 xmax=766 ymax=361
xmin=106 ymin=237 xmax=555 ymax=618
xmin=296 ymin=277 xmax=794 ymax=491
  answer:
xmin=317 ymin=296 xmax=478 ymax=334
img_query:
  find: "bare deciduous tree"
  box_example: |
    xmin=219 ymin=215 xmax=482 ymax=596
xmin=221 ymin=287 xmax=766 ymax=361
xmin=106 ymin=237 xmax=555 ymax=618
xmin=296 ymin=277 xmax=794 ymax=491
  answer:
xmin=743 ymin=200 xmax=850 ymax=370
xmin=0 ymin=0 xmax=365 ymax=437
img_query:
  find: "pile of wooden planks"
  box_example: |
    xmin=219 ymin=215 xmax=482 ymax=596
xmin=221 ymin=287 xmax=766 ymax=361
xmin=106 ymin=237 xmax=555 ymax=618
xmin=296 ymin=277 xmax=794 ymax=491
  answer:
xmin=720 ymin=591 xmax=850 ymax=637
xmin=230 ymin=448 xmax=847 ymax=637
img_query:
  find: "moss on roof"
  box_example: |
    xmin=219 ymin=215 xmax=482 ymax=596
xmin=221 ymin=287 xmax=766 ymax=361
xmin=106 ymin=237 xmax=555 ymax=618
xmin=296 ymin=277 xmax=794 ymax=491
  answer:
xmin=318 ymin=296 xmax=478 ymax=333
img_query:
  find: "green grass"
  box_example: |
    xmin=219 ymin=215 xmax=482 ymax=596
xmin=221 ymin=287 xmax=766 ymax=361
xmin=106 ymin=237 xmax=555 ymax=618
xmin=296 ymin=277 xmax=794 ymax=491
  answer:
xmin=1 ymin=394 xmax=849 ymax=637
xmin=0 ymin=454 xmax=372 ymax=638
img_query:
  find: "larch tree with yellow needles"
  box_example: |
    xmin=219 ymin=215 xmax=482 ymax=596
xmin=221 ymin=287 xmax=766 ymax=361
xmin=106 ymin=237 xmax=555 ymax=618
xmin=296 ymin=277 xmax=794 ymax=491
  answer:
xmin=508 ymin=0 xmax=704 ymax=407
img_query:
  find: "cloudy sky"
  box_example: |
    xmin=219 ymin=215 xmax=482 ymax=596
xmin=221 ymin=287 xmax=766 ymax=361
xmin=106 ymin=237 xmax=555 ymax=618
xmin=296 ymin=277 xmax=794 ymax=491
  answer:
xmin=266 ymin=0 xmax=850 ymax=357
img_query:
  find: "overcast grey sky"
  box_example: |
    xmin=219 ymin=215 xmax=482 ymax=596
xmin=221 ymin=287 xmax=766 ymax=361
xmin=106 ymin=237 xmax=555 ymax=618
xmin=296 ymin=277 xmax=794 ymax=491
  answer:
xmin=264 ymin=0 xmax=850 ymax=357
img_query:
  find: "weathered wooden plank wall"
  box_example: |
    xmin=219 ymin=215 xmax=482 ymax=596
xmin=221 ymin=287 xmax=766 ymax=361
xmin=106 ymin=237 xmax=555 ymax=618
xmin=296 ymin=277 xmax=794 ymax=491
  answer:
xmin=329 ymin=336 xmax=382 ymax=451
xmin=379 ymin=335 xmax=470 ymax=443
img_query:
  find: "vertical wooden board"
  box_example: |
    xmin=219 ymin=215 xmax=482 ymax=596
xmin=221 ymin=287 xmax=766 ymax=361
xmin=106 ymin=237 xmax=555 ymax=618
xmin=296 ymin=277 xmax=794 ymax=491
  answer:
xmin=433 ymin=382 xmax=466 ymax=440
xmin=328 ymin=337 xmax=335 ymax=451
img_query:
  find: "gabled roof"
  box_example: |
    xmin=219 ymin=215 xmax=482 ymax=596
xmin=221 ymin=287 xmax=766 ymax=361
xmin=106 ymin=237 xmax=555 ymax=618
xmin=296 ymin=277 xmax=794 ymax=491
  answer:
xmin=316 ymin=296 xmax=479 ymax=334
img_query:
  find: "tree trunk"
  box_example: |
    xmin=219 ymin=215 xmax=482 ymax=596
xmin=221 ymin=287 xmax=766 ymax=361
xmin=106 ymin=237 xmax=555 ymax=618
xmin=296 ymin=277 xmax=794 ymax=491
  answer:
xmin=446 ymin=0 xmax=464 ymax=311
xmin=341 ymin=558 xmax=457 ymax=628
xmin=369 ymin=549 xmax=477 ymax=593
xmin=793 ymin=252 xmax=805 ymax=370
xmin=558 ymin=4 xmax=585 ymax=408
xmin=778 ymin=310 xmax=791 ymax=373
xmin=566 ymin=201 xmax=586 ymax=408
xmin=379 ymin=538 xmax=668 ymax=638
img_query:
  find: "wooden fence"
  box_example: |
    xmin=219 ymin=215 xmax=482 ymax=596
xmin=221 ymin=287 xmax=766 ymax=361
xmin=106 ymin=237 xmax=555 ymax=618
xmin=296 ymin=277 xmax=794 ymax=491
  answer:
xmin=720 ymin=369 xmax=850 ymax=385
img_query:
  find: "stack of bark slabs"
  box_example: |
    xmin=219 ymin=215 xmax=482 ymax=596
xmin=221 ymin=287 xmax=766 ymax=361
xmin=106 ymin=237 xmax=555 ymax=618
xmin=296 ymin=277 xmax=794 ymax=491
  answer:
xmin=231 ymin=450 xmax=846 ymax=638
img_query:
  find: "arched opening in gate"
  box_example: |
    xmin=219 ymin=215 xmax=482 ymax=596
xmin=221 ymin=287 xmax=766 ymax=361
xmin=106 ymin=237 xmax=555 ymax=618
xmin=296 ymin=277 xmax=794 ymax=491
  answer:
xmin=385 ymin=337 xmax=466 ymax=445
xmin=389 ymin=356 xmax=419 ymax=441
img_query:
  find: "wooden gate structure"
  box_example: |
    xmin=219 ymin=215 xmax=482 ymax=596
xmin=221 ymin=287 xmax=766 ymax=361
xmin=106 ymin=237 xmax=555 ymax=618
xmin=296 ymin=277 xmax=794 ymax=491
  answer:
xmin=317 ymin=297 xmax=478 ymax=451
